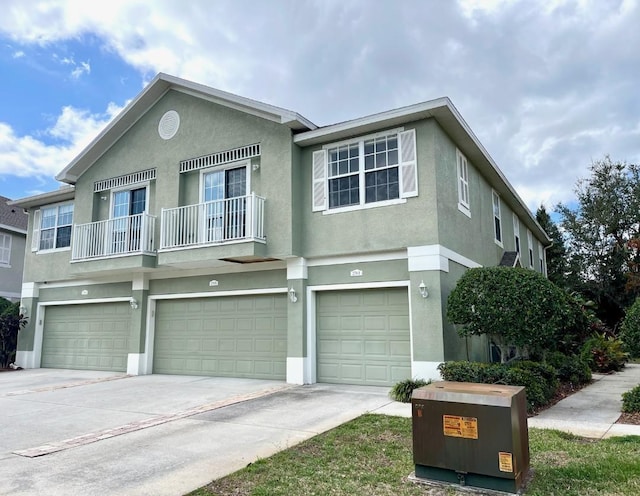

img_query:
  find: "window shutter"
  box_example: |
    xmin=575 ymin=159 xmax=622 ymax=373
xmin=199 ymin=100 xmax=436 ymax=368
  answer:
xmin=312 ymin=150 xmax=327 ymax=212
xmin=399 ymin=129 xmax=417 ymax=198
xmin=31 ymin=209 xmax=41 ymax=252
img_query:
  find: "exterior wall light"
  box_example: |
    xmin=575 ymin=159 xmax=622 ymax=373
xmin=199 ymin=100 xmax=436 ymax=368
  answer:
xmin=129 ymin=298 xmax=139 ymax=310
xmin=418 ymin=281 xmax=428 ymax=299
xmin=288 ymin=287 xmax=297 ymax=303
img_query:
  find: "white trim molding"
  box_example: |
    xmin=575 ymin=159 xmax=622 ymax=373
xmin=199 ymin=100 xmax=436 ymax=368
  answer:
xmin=307 ymin=250 xmax=406 ymax=267
xmin=15 ymin=350 xmax=37 ymax=369
xmin=127 ymin=353 xmax=146 ymax=375
xmin=408 ymin=245 xmax=481 ymax=273
xmin=286 ymin=357 xmax=307 ymax=385
xmin=21 ymin=282 xmax=39 ymax=299
xmin=286 ymin=257 xmax=308 ymax=280
xmin=412 ymin=361 xmax=443 ymax=381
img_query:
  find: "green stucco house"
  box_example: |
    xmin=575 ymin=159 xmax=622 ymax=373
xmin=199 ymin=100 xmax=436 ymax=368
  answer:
xmin=11 ymin=73 xmax=550 ymax=385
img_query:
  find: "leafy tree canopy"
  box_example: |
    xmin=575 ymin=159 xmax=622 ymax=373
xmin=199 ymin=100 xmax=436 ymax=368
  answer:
xmin=447 ymin=267 xmax=580 ymax=362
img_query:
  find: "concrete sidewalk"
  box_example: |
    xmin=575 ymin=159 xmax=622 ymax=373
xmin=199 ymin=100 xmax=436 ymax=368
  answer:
xmin=528 ymin=363 xmax=640 ymax=438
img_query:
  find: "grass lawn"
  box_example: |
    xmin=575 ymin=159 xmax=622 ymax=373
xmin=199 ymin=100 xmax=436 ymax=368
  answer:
xmin=188 ymin=414 xmax=640 ymax=496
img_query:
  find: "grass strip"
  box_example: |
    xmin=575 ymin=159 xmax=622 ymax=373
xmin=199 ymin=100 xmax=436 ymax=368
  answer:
xmin=189 ymin=414 xmax=640 ymax=496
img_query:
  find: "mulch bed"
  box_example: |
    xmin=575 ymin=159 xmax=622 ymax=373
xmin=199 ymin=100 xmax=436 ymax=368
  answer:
xmin=617 ymin=412 xmax=640 ymax=425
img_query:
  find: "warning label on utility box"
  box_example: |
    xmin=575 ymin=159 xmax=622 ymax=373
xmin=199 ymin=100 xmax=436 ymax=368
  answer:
xmin=442 ymin=415 xmax=478 ymax=439
xmin=499 ymin=452 xmax=514 ymax=472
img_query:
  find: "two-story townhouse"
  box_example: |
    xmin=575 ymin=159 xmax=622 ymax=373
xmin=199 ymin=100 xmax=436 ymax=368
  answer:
xmin=11 ymin=73 xmax=550 ymax=385
xmin=0 ymin=195 xmax=28 ymax=302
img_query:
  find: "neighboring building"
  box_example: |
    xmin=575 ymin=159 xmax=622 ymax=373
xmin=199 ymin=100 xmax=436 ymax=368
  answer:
xmin=11 ymin=73 xmax=550 ymax=385
xmin=0 ymin=195 xmax=28 ymax=301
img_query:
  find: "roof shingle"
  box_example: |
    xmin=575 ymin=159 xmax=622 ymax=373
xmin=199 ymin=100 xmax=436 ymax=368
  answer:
xmin=0 ymin=195 xmax=28 ymax=231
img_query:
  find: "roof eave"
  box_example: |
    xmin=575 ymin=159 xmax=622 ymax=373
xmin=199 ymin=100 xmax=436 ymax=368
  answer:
xmin=9 ymin=187 xmax=76 ymax=210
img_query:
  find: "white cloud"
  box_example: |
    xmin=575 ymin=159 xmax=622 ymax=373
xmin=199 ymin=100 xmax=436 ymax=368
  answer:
xmin=0 ymin=102 xmax=123 ymax=178
xmin=70 ymin=60 xmax=90 ymax=79
xmin=12 ymin=49 xmax=24 ymax=58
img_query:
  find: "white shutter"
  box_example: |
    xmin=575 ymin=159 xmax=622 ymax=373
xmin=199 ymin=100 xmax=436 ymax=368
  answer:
xmin=312 ymin=150 xmax=327 ymax=212
xmin=31 ymin=209 xmax=41 ymax=252
xmin=399 ymin=129 xmax=417 ymax=198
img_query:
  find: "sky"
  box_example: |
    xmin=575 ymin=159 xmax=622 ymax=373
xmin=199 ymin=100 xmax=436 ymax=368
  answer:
xmin=0 ymin=0 xmax=639 ymax=214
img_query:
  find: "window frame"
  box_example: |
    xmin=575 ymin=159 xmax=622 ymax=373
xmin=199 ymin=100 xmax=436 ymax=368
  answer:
xmin=538 ymin=241 xmax=546 ymax=276
xmin=199 ymin=159 xmax=251 ymax=203
xmin=109 ymin=182 xmax=150 ymax=219
xmin=319 ymin=127 xmax=411 ymax=215
xmin=456 ymin=149 xmax=470 ymax=218
xmin=36 ymin=201 xmax=74 ymax=253
xmin=527 ymin=230 xmax=534 ymax=268
xmin=0 ymin=233 xmax=11 ymax=267
xmin=492 ymin=190 xmax=503 ymax=247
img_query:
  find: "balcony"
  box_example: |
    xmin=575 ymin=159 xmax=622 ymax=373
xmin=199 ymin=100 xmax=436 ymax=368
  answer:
xmin=71 ymin=213 xmax=156 ymax=262
xmin=157 ymin=194 xmax=266 ymax=267
xmin=160 ymin=194 xmax=265 ymax=250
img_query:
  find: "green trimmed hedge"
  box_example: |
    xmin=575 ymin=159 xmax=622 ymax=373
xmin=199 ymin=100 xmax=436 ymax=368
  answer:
xmin=437 ymin=360 xmax=559 ymax=412
xmin=622 ymin=385 xmax=640 ymax=413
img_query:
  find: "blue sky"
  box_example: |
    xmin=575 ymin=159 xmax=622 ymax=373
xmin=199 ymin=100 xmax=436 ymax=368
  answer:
xmin=1 ymin=0 xmax=639 ymax=212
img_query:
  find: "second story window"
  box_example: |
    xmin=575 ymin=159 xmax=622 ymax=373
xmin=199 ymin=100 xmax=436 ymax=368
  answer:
xmin=312 ymin=129 xmax=417 ymax=213
xmin=527 ymin=230 xmax=534 ymax=268
xmin=456 ymin=149 xmax=470 ymax=217
xmin=0 ymin=233 xmax=10 ymax=266
xmin=33 ymin=203 xmax=74 ymax=252
xmin=492 ymin=191 xmax=502 ymax=245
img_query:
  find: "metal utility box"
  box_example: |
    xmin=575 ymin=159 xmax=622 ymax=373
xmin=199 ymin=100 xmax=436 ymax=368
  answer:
xmin=412 ymin=381 xmax=529 ymax=493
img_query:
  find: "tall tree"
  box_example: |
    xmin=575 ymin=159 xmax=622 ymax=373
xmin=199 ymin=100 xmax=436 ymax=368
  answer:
xmin=557 ymin=156 xmax=640 ymax=327
xmin=535 ymin=205 xmax=569 ymax=288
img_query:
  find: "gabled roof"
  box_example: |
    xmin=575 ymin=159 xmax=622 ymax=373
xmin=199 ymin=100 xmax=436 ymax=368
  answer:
xmin=0 ymin=195 xmax=28 ymax=233
xmin=55 ymin=73 xmax=317 ymax=184
xmin=294 ymin=98 xmax=551 ymax=246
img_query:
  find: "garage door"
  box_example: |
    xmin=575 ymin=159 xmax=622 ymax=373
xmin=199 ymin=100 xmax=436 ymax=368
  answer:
xmin=154 ymin=294 xmax=287 ymax=379
xmin=317 ymin=288 xmax=411 ymax=386
xmin=42 ymin=303 xmax=131 ymax=372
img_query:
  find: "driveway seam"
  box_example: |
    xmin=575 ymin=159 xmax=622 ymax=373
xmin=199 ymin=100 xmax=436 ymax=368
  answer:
xmin=13 ymin=383 xmax=294 ymax=458
xmin=3 ymin=374 xmax=130 ymax=397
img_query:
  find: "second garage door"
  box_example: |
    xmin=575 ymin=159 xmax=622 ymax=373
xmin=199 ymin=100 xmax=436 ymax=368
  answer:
xmin=316 ymin=288 xmax=411 ymax=386
xmin=41 ymin=302 xmax=131 ymax=372
xmin=153 ymin=294 xmax=287 ymax=379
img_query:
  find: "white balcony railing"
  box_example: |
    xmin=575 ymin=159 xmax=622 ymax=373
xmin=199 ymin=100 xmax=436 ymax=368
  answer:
xmin=72 ymin=213 xmax=156 ymax=261
xmin=160 ymin=194 xmax=265 ymax=250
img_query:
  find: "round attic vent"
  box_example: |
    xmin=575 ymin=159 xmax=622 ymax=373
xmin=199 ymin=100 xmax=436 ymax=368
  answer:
xmin=158 ymin=110 xmax=180 ymax=140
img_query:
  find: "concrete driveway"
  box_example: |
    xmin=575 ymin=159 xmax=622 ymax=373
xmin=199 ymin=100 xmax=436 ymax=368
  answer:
xmin=0 ymin=369 xmax=401 ymax=496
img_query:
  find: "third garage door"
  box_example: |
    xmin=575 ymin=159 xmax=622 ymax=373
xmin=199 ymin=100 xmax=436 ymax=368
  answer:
xmin=154 ymin=294 xmax=287 ymax=379
xmin=316 ymin=288 xmax=411 ymax=386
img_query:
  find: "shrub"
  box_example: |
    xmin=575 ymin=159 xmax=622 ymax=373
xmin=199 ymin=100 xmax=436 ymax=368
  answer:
xmin=0 ymin=303 xmax=27 ymax=368
xmin=622 ymin=385 xmax=640 ymax=413
xmin=389 ymin=378 xmax=430 ymax=403
xmin=437 ymin=361 xmax=488 ymax=383
xmin=581 ymin=334 xmax=628 ymax=373
xmin=620 ymin=298 xmax=640 ymax=358
xmin=545 ymin=351 xmax=592 ymax=385
xmin=438 ymin=360 xmax=558 ymax=412
xmin=447 ymin=267 xmax=581 ymax=362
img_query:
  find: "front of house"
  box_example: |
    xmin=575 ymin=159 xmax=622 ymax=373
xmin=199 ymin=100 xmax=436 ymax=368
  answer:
xmin=12 ymin=74 xmax=550 ymax=385
xmin=0 ymin=195 xmax=28 ymax=302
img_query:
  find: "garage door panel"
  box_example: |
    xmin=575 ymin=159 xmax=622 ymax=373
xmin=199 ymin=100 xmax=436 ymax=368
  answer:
xmin=317 ymin=288 xmax=410 ymax=386
xmin=154 ymin=294 xmax=287 ymax=379
xmin=42 ymin=303 xmax=130 ymax=372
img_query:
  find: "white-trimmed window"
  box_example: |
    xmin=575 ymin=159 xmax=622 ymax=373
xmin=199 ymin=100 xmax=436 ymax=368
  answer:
xmin=492 ymin=190 xmax=502 ymax=245
xmin=0 ymin=233 xmax=10 ymax=266
xmin=456 ymin=149 xmax=470 ymax=217
xmin=32 ymin=203 xmax=74 ymax=252
xmin=513 ymin=214 xmax=520 ymax=254
xmin=527 ymin=230 xmax=534 ymax=268
xmin=312 ymin=128 xmax=417 ymax=213
xmin=538 ymin=241 xmax=546 ymax=275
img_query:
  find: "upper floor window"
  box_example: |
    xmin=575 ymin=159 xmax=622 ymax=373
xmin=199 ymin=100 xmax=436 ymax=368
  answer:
xmin=513 ymin=214 xmax=520 ymax=254
xmin=32 ymin=203 xmax=74 ymax=252
xmin=492 ymin=190 xmax=502 ymax=246
xmin=456 ymin=149 xmax=470 ymax=217
xmin=527 ymin=230 xmax=534 ymax=268
xmin=538 ymin=241 xmax=546 ymax=275
xmin=312 ymin=129 xmax=417 ymax=213
xmin=0 ymin=233 xmax=10 ymax=266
